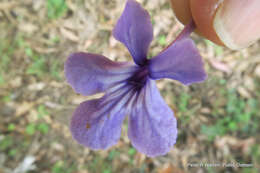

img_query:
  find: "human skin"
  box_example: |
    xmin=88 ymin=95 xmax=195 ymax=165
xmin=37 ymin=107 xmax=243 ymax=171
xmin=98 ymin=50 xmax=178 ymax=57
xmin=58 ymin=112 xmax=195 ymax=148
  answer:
xmin=170 ymin=0 xmax=260 ymax=50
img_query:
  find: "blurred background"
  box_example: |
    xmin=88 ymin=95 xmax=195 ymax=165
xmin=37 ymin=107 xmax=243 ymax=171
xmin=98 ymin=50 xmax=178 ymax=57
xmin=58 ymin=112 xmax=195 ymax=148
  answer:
xmin=0 ymin=0 xmax=260 ymax=173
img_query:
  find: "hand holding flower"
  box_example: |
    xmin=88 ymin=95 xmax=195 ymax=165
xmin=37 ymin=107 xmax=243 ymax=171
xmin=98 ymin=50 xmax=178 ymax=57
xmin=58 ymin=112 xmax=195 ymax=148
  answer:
xmin=171 ymin=0 xmax=260 ymax=50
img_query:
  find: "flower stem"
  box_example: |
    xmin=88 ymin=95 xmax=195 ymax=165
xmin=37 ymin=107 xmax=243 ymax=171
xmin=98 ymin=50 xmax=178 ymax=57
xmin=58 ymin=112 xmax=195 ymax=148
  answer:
xmin=161 ymin=20 xmax=196 ymax=52
xmin=175 ymin=19 xmax=196 ymax=42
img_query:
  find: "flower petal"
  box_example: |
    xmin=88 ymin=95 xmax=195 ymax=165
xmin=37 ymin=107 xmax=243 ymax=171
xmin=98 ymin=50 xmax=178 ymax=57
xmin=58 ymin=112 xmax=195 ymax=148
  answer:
xmin=113 ymin=0 xmax=153 ymax=66
xmin=65 ymin=52 xmax=137 ymax=96
xmin=70 ymin=98 xmax=126 ymax=150
xmin=148 ymin=38 xmax=207 ymax=85
xmin=70 ymin=82 xmax=137 ymax=149
xmin=128 ymin=80 xmax=177 ymax=157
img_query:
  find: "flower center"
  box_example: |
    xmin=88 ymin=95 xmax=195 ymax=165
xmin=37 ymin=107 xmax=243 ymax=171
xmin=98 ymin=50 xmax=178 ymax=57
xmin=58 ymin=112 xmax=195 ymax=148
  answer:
xmin=127 ymin=67 xmax=149 ymax=90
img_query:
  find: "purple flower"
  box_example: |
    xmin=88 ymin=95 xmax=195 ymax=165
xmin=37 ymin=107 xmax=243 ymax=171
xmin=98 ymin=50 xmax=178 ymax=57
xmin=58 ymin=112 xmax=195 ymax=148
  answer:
xmin=65 ymin=0 xmax=207 ymax=157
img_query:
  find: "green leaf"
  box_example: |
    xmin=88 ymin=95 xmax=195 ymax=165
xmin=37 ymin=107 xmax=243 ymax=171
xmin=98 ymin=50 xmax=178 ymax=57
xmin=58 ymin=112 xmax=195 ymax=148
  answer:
xmin=0 ymin=136 xmax=13 ymax=150
xmin=47 ymin=0 xmax=67 ymax=19
xmin=26 ymin=124 xmax=36 ymax=135
xmin=50 ymin=59 xmax=62 ymax=80
xmin=26 ymin=56 xmax=47 ymax=77
xmin=8 ymin=149 xmax=17 ymax=156
xmin=219 ymin=79 xmax=226 ymax=85
xmin=159 ymin=35 xmax=166 ymax=46
xmin=8 ymin=124 xmax=16 ymax=131
xmin=214 ymin=45 xmax=223 ymax=56
xmin=128 ymin=148 xmax=136 ymax=156
xmin=37 ymin=123 xmax=49 ymax=134
xmin=37 ymin=105 xmax=49 ymax=118
xmin=25 ymin=47 xmax=33 ymax=57
xmin=103 ymin=170 xmax=111 ymax=173
xmin=0 ymin=74 xmax=4 ymax=85
xmin=108 ymin=150 xmax=119 ymax=160
xmin=228 ymin=121 xmax=237 ymax=131
xmin=2 ymin=94 xmax=11 ymax=102
xmin=52 ymin=161 xmax=64 ymax=173
xmin=179 ymin=93 xmax=190 ymax=112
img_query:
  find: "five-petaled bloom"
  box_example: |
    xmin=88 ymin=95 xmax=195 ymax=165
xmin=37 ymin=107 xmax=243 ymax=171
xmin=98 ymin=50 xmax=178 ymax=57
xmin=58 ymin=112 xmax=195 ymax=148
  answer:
xmin=65 ymin=0 xmax=207 ymax=157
